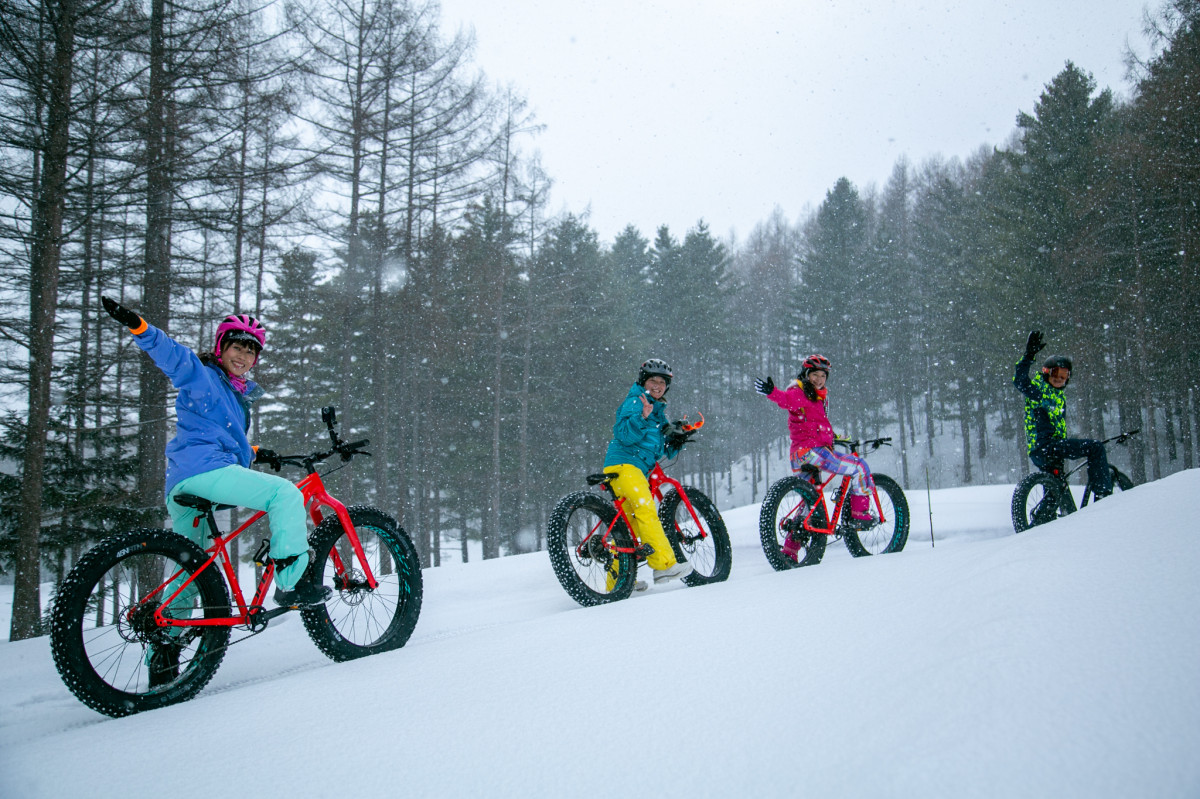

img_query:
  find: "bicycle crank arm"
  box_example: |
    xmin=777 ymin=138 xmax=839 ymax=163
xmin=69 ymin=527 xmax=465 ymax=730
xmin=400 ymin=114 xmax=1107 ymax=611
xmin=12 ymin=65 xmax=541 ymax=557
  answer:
xmin=245 ymin=604 xmax=297 ymax=631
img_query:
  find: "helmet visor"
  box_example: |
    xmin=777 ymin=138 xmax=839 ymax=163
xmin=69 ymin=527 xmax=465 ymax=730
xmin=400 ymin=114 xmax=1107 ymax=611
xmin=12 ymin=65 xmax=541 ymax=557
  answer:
xmin=222 ymin=330 xmax=263 ymax=353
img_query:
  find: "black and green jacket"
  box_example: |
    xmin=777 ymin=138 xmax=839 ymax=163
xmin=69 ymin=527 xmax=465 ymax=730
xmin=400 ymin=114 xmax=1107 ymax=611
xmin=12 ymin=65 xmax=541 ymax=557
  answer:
xmin=1013 ymin=353 xmax=1067 ymax=454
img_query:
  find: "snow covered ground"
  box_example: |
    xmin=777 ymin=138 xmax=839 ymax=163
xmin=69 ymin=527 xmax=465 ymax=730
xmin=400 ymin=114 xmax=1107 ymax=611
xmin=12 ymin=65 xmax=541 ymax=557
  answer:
xmin=1 ymin=472 xmax=1198 ymax=797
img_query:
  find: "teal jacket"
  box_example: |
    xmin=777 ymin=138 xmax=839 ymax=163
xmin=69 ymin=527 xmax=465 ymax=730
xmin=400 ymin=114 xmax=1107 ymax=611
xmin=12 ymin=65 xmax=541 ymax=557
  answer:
xmin=603 ymin=383 xmax=681 ymax=473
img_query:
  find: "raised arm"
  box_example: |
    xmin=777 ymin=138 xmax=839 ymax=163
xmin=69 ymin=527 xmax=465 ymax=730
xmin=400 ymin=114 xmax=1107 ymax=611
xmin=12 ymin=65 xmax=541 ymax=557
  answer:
xmin=1013 ymin=330 xmax=1045 ymax=401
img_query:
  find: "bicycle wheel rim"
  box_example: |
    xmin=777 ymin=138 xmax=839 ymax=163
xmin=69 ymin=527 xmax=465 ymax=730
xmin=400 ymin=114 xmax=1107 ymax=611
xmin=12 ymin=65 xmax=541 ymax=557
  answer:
xmin=762 ymin=477 xmax=825 ymax=569
xmin=51 ymin=530 xmax=231 ymax=716
xmin=847 ymin=480 xmax=905 ymax=555
xmin=563 ymin=504 xmax=626 ymax=596
xmin=670 ymin=499 xmax=717 ymax=578
xmin=316 ymin=522 xmax=414 ymax=649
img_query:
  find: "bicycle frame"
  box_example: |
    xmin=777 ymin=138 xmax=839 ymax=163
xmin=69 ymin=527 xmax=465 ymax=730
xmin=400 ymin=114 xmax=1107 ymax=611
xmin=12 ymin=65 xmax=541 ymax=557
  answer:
xmin=783 ymin=438 xmax=891 ymax=536
xmin=786 ymin=472 xmax=888 ymax=537
xmin=145 ymin=468 xmax=378 ymax=631
xmin=578 ymin=461 xmax=710 ymax=558
xmin=1036 ymin=429 xmax=1139 ymax=509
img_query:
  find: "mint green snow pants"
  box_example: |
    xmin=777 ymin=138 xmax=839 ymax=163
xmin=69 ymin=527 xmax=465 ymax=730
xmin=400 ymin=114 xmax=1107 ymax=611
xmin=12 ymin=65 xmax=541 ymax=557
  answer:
xmin=167 ymin=464 xmax=311 ymax=591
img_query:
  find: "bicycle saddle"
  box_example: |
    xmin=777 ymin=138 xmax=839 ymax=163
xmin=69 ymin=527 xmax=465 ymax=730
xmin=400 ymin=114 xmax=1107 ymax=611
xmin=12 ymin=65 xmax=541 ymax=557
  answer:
xmin=172 ymin=493 xmax=236 ymax=512
xmin=586 ymin=473 xmax=615 ymax=486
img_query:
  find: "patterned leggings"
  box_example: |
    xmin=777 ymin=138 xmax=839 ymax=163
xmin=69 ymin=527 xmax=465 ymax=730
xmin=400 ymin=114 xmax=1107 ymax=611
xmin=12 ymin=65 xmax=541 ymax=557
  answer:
xmin=790 ymin=446 xmax=875 ymax=496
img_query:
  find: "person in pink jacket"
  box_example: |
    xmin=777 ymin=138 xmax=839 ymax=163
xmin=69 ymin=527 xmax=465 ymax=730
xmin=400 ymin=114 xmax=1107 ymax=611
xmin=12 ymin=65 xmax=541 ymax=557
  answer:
xmin=755 ymin=354 xmax=875 ymax=559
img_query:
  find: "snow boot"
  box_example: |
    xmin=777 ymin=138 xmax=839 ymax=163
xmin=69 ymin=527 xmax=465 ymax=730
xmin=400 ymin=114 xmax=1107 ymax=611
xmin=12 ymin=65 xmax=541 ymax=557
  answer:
xmin=849 ymin=494 xmax=874 ymax=525
xmin=274 ymin=577 xmax=332 ymax=608
xmin=781 ymin=534 xmax=804 ymax=562
xmin=652 ymin=561 xmax=694 ymax=584
xmin=147 ymin=641 xmax=183 ymax=688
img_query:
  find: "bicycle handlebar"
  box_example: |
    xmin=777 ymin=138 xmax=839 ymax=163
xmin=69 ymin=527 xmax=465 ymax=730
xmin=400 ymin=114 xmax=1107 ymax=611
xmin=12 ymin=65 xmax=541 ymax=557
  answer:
xmin=1104 ymin=429 xmax=1140 ymax=446
xmin=833 ymin=436 xmax=892 ymax=455
xmin=273 ymin=407 xmax=372 ymax=472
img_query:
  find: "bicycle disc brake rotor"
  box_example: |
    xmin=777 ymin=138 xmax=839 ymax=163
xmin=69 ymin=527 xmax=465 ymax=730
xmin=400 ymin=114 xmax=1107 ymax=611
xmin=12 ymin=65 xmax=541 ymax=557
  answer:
xmin=334 ymin=568 xmax=369 ymax=605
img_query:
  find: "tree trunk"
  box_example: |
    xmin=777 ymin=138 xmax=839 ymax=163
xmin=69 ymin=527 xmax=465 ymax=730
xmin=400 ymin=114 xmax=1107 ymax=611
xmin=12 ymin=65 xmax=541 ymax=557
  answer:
xmin=11 ymin=0 xmax=76 ymax=641
xmin=136 ymin=0 xmax=171 ymax=524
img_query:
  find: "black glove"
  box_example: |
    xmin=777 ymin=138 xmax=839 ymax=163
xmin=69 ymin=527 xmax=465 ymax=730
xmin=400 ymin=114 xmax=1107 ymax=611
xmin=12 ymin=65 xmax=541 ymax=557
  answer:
xmin=662 ymin=420 xmax=694 ymax=450
xmin=665 ymin=430 xmax=695 ymax=449
xmin=1025 ymin=330 xmax=1045 ymax=358
xmin=101 ymin=296 xmax=142 ymax=329
xmin=254 ymin=447 xmax=282 ymax=472
xmin=754 ymin=376 xmax=775 ymax=395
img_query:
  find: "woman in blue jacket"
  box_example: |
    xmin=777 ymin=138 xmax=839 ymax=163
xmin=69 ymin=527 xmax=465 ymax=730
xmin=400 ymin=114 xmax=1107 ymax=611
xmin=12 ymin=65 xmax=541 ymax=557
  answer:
xmin=101 ymin=296 xmax=327 ymax=608
xmin=602 ymin=358 xmax=694 ymax=590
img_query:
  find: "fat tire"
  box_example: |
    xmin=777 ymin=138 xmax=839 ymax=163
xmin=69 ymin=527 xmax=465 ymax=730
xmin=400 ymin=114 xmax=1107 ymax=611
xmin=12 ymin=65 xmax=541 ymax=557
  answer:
xmin=300 ymin=506 xmax=423 ymax=662
xmin=658 ymin=486 xmax=732 ymax=586
xmin=759 ymin=476 xmax=827 ymax=571
xmin=547 ymin=491 xmax=636 ymax=606
xmin=49 ymin=528 xmax=231 ymax=717
xmin=1011 ymin=472 xmax=1069 ymax=532
xmin=842 ymin=474 xmax=910 ymax=557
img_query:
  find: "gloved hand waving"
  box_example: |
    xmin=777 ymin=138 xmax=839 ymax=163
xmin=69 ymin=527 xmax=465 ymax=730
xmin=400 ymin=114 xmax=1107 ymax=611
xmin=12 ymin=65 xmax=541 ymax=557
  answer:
xmin=754 ymin=376 xmax=775 ymax=396
xmin=1025 ymin=330 xmax=1046 ymax=358
xmin=101 ymin=296 xmax=143 ymax=330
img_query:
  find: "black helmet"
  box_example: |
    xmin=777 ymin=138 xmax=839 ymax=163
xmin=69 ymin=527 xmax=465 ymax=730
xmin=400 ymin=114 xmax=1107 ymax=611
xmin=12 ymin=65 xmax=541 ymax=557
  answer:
xmin=638 ymin=358 xmax=673 ymax=387
xmin=1041 ymin=355 xmax=1072 ymax=384
xmin=799 ymin=353 xmax=831 ymax=380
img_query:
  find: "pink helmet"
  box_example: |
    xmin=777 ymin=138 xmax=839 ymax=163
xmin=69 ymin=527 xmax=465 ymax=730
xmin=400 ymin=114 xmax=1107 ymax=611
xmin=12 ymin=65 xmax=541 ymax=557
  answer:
xmin=214 ymin=314 xmax=266 ymax=359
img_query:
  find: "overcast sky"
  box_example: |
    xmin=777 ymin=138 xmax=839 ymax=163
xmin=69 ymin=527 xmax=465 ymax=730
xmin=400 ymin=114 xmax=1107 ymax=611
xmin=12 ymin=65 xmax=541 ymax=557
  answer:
xmin=436 ymin=0 xmax=1152 ymax=245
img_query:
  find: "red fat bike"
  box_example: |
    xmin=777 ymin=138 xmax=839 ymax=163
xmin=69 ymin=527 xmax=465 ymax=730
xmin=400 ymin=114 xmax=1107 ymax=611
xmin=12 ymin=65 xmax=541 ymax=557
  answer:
xmin=50 ymin=407 xmax=423 ymax=717
xmin=547 ymin=416 xmax=732 ymax=606
xmin=759 ymin=437 xmax=910 ymax=570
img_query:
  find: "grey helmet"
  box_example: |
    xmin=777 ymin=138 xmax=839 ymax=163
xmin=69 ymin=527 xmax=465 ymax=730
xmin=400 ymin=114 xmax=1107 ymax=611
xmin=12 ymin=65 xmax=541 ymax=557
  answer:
xmin=637 ymin=358 xmax=673 ymax=388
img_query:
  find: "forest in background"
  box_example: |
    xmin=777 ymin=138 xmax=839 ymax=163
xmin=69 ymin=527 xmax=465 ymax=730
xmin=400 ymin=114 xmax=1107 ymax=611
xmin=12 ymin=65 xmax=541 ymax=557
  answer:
xmin=2 ymin=0 xmax=1198 ymax=638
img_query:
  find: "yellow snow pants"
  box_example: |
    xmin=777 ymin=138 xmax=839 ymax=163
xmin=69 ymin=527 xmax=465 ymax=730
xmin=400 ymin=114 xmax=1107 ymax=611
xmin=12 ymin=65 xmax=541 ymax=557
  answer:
xmin=604 ymin=464 xmax=678 ymax=590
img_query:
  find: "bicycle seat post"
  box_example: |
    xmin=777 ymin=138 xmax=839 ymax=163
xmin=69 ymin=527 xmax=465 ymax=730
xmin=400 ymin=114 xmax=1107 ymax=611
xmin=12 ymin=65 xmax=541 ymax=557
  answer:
xmin=201 ymin=507 xmax=222 ymax=541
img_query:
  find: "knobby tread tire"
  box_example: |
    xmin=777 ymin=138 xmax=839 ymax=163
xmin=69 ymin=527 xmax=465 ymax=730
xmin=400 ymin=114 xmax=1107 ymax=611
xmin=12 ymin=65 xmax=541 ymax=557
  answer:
xmin=50 ymin=528 xmax=231 ymax=717
xmin=300 ymin=506 xmax=423 ymax=662
xmin=547 ymin=491 xmax=636 ymax=606
xmin=759 ymin=476 xmax=827 ymax=571
xmin=658 ymin=486 xmax=732 ymax=586
xmin=1011 ymin=472 xmax=1069 ymax=533
xmin=842 ymin=474 xmax=910 ymax=557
